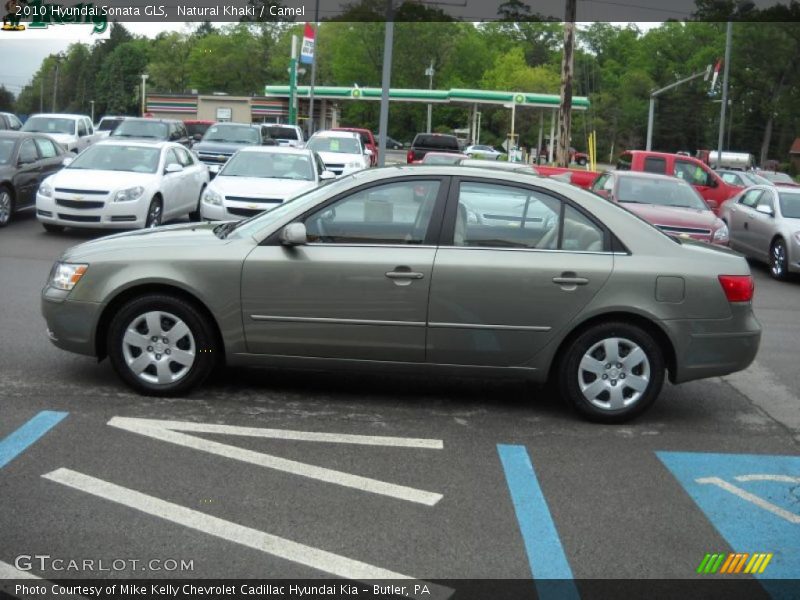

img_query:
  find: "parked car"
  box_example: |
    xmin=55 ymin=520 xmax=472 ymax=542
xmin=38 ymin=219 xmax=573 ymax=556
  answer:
xmin=184 ymin=119 xmax=215 ymax=141
xmin=111 ymin=118 xmax=192 ymax=148
xmin=419 ymin=152 xmax=469 ymax=165
xmin=616 ymin=150 xmax=743 ymax=214
xmin=755 ymin=170 xmax=800 ymax=188
xmin=332 ymin=127 xmax=378 ymax=166
xmin=191 ymin=122 xmax=272 ymax=176
xmin=464 ymin=144 xmax=504 ymax=160
xmin=261 ymin=124 xmax=304 ymax=148
xmin=720 ymin=185 xmax=800 ymax=280
xmin=21 ymin=113 xmax=99 ymax=154
xmin=716 ymin=169 xmax=774 ymax=188
xmin=95 ymin=116 xmax=129 ymax=138
xmin=41 ymin=166 xmax=760 ymax=423
xmin=386 ymin=136 xmax=404 ymax=150
xmin=406 ymin=133 xmax=462 ymax=163
xmin=306 ymin=130 xmax=368 ymax=176
xmin=0 ymin=131 xmax=66 ymax=227
xmin=36 ymin=140 xmax=208 ymax=232
xmin=200 ymin=146 xmax=335 ymax=221
xmin=591 ymin=171 xmax=729 ymax=246
xmin=0 ymin=112 xmax=23 ymax=131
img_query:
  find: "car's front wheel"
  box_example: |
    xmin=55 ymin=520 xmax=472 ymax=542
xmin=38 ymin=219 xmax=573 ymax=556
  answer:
xmin=770 ymin=238 xmax=789 ymax=281
xmin=0 ymin=186 xmax=14 ymax=227
xmin=107 ymin=294 xmax=217 ymax=396
xmin=145 ymin=197 xmax=163 ymax=228
xmin=558 ymin=322 xmax=665 ymax=423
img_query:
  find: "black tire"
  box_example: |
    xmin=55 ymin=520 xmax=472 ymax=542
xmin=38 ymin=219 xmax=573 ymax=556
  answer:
xmin=42 ymin=223 xmax=65 ymax=233
xmin=107 ymin=294 xmax=218 ymax=396
xmin=769 ymin=238 xmax=789 ymax=281
xmin=0 ymin=185 xmax=14 ymax=227
xmin=576 ymin=157 xmax=588 ymax=166
xmin=557 ymin=321 xmax=665 ymax=423
xmin=145 ymin=196 xmax=163 ymax=229
xmin=189 ymin=186 xmax=204 ymax=222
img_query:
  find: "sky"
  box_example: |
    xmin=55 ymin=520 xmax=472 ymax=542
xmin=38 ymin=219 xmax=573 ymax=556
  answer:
xmin=0 ymin=21 xmax=659 ymax=100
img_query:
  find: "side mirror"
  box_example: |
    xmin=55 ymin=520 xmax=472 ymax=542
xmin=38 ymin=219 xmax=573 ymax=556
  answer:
xmin=708 ymin=177 xmax=719 ymax=188
xmin=193 ymin=133 xmax=203 ymax=141
xmin=62 ymin=157 xmax=74 ymax=167
xmin=164 ymin=163 xmax=183 ymax=174
xmin=756 ymin=204 xmax=774 ymax=216
xmin=280 ymin=222 xmax=307 ymax=246
xmin=365 ymin=148 xmax=373 ymax=156
xmin=320 ymin=170 xmax=336 ymax=180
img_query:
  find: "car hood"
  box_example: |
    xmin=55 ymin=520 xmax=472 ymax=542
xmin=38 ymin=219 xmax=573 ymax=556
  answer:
xmin=51 ymin=168 xmax=155 ymax=191
xmin=62 ymin=222 xmax=227 ymax=261
xmin=212 ymin=176 xmax=316 ymax=199
xmin=316 ymin=151 xmax=362 ymax=163
xmin=621 ymin=203 xmax=720 ymax=229
xmin=194 ymin=141 xmax=255 ymax=154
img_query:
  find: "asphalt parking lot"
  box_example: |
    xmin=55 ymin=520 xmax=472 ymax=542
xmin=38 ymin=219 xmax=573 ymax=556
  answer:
xmin=1 ymin=210 xmax=799 ymax=595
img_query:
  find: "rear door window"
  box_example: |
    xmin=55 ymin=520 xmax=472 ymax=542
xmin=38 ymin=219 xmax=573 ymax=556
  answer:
xmin=643 ymin=156 xmax=666 ymax=174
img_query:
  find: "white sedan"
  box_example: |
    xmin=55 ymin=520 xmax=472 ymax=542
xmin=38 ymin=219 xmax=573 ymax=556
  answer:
xmin=36 ymin=140 xmax=208 ymax=232
xmin=201 ymin=146 xmax=335 ymax=221
xmin=465 ymin=144 xmax=505 ymax=160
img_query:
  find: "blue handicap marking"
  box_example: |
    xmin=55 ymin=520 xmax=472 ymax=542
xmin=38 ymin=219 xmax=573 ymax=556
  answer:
xmin=658 ymin=451 xmax=800 ymax=595
xmin=0 ymin=411 xmax=68 ymax=469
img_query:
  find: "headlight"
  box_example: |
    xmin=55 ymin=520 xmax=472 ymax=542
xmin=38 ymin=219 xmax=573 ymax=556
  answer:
xmin=202 ymin=188 xmax=223 ymax=206
xmin=713 ymin=222 xmax=729 ymax=243
xmin=49 ymin=262 xmax=88 ymax=291
xmin=113 ymin=186 xmax=144 ymax=203
xmin=39 ymin=180 xmax=53 ymax=198
xmin=348 ymin=160 xmax=363 ymax=168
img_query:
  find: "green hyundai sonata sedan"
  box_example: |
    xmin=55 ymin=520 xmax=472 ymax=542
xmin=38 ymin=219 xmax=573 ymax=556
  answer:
xmin=41 ymin=166 xmax=761 ymax=422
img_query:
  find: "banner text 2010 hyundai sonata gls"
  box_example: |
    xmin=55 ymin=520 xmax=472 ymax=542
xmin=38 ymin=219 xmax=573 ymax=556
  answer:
xmin=41 ymin=167 xmax=761 ymax=422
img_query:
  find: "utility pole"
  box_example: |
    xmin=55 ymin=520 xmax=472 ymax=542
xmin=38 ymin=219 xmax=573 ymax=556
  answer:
xmin=376 ymin=0 xmax=393 ymax=168
xmin=717 ymin=20 xmax=733 ymax=158
xmin=425 ymin=59 xmax=434 ymax=133
xmin=288 ymin=35 xmax=298 ymax=125
xmin=140 ymin=73 xmax=148 ymax=116
xmin=90 ymin=100 xmax=95 ymax=123
xmin=307 ymin=0 xmax=320 ymax=137
xmin=52 ymin=61 xmax=60 ymax=112
xmin=39 ymin=78 xmax=43 ymax=113
xmin=556 ymin=0 xmax=577 ymax=168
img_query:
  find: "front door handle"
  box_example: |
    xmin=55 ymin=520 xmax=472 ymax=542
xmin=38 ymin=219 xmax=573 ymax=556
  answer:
xmin=385 ymin=270 xmax=424 ymax=280
xmin=552 ymin=276 xmax=589 ymax=286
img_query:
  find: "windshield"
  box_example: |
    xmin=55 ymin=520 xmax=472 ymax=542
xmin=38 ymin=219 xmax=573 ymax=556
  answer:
xmin=22 ymin=116 xmax=75 ymax=135
xmin=762 ymin=171 xmax=794 ymax=184
xmin=744 ymin=172 xmax=774 ymax=186
xmin=230 ymin=175 xmax=355 ymax=239
xmin=779 ymin=192 xmax=800 ymax=218
xmin=67 ymin=144 xmax=161 ymax=173
xmin=97 ymin=118 xmax=125 ymax=132
xmin=202 ymin=124 xmax=260 ymax=144
xmin=220 ymin=151 xmax=313 ymax=180
xmin=264 ymin=126 xmax=299 ymax=140
xmin=307 ymin=136 xmax=360 ymax=154
xmin=617 ymin=176 xmax=708 ymax=210
xmin=0 ymin=139 xmax=15 ymax=164
xmin=112 ymin=120 xmax=168 ymax=139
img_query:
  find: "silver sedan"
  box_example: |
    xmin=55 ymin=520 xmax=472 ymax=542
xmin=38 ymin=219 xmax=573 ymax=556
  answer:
xmin=721 ymin=185 xmax=800 ymax=280
xmin=42 ymin=166 xmax=761 ymax=423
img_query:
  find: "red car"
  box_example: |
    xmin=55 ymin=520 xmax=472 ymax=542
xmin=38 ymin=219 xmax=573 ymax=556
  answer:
xmin=332 ymin=127 xmax=377 ymax=166
xmin=591 ymin=171 xmax=730 ymax=245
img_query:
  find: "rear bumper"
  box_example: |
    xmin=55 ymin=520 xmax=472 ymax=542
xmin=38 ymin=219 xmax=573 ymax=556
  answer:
xmin=665 ymin=303 xmax=761 ymax=384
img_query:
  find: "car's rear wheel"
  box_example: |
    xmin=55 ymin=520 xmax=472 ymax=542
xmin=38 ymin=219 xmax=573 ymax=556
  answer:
xmin=145 ymin=197 xmax=163 ymax=228
xmin=42 ymin=223 xmax=65 ymax=233
xmin=770 ymin=238 xmax=789 ymax=280
xmin=107 ymin=294 xmax=217 ymax=396
xmin=558 ymin=322 xmax=665 ymax=423
xmin=0 ymin=186 xmax=14 ymax=227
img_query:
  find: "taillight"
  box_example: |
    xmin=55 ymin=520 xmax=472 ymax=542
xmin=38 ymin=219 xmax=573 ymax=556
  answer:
xmin=407 ymin=150 xmax=414 ymax=164
xmin=718 ymin=275 xmax=754 ymax=302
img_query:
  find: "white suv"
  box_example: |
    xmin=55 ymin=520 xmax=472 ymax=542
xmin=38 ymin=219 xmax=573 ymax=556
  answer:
xmin=262 ymin=124 xmax=304 ymax=148
xmin=305 ymin=130 xmax=368 ymax=176
xmin=22 ymin=113 xmax=100 ymax=153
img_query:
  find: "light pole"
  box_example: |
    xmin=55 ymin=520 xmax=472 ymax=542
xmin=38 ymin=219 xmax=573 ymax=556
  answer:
xmin=476 ymin=111 xmax=481 ymax=145
xmin=376 ymin=0 xmax=394 ymax=168
xmin=51 ymin=60 xmax=60 ymax=112
xmin=288 ymin=35 xmax=298 ymax=125
xmin=90 ymin=100 xmax=95 ymax=123
xmin=645 ymin=66 xmax=711 ymax=151
xmin=716 ymin=21 xmax=732 ymax=158
xmin=140 ymin=73 xmax=148 ymax=116
xmin=307 ymin=0 xmax=320 ymax=137
xmin=425 ymin=60 xmax=434 ymax=133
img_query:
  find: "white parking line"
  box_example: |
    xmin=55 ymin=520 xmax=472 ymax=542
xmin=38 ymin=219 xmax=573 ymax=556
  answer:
xmin=108 ymin=417 xmax=443 ymax=506
xmin=42 ymin=468 xmax=452 ymax=600
xmin=0 ymin=559 xmax=41 ymax=579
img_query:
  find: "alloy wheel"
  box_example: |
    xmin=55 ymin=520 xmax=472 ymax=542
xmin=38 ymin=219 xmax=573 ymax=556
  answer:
xmin=121 ymin=310 xmax=196 ymax=385
xmin=771 ymin=240 xmax=787 ymax=279
xmin=0 ymin=191 xmax=11 ymax=226
xmin=146 ymin=200 xmax=162 ymax=228
xmin=577 ymin=337 xmax=651 ymax=411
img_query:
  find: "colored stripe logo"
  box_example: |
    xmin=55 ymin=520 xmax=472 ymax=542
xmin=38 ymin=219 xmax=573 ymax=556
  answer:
xmin=697 ymin=552 xmax=773 ymax=574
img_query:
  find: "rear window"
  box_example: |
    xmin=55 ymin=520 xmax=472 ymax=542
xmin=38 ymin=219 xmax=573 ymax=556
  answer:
xmin=185 ymin=122 xmax=211 ymax=137
xmin=264 ymin=126 xmax=299 ymax=140
xmin=643 ymin=156 xmax=666 ymax=174
xmin=616 ymin=153 xmax=632 ymax=171
xmin=97 ymin=117 xmax=125 ymax=132
xmin=413 ymin=134 xmax=459 ymax=150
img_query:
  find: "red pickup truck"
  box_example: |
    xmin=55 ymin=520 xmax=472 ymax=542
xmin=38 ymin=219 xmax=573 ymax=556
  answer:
xmin=616 ymin=150 xmax=743 ymax=214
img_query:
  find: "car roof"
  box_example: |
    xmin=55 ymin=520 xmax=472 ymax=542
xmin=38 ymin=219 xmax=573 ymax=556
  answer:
xmin=121 ymin=117 xmax=179 ymax=124
xmin=28 ymin=113 xmax=90 ymax=120
xmin=0 ymin=130 xmax=46 ymax=140
xmin=94 ymin=139 xmax=173 ymax=149
xmin=211 ymin=121 xmax=259 ymax=127
xmin=311 ymin=130 xmax=360 ymax=139
xmin=612 ymin=170 xmax=690 ymax=183
xmin=238 ymin=146 xmax=312 ymax=155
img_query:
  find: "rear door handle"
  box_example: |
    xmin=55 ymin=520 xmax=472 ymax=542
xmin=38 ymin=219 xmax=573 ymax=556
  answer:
xmin=552 ymin=276 xmax=589 ymax=285
xmin=385 ymin=271 xmax=424 ymax=280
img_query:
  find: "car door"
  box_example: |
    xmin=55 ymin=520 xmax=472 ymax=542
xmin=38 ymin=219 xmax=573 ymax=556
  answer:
xmin=159 ymin=147 xmax=184 ymax=218
xmin=173 ymin=146 xmax=203 ymax=212
xmin=240 ymin=177 xmax=448 ymax=361
xmin=426 ymin=177 xmax=613 ymax=367
xmin=749 ymin=188 xmax=779 ymax=262
xmin=13 ymin=138 xmax=41 ymax=208
xmin=728 ymin=188 xmax=763 ymax=254
xmin=34 ymin=136 xmax=64 ymax=178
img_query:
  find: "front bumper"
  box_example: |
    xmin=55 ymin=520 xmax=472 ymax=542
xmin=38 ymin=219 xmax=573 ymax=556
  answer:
xmin=41 ymin=287 xmax=101 ymax=357
xmin=36 ymin=192 xmax=148 ymax=229
xmin=666 ymin=303 xmax=761 ymax=384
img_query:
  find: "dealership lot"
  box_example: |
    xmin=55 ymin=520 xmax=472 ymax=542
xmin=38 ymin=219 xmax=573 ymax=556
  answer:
xmin=1 ymin=212 xmax=799 ymax=591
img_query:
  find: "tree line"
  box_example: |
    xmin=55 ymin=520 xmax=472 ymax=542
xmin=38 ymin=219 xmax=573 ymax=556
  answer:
xmin=12 ymin=0 xmax=800 ymax=168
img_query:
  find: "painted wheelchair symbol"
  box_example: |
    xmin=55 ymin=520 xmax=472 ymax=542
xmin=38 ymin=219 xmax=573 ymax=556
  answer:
xmin=696 ymin=474 xmax=800 ymax=524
